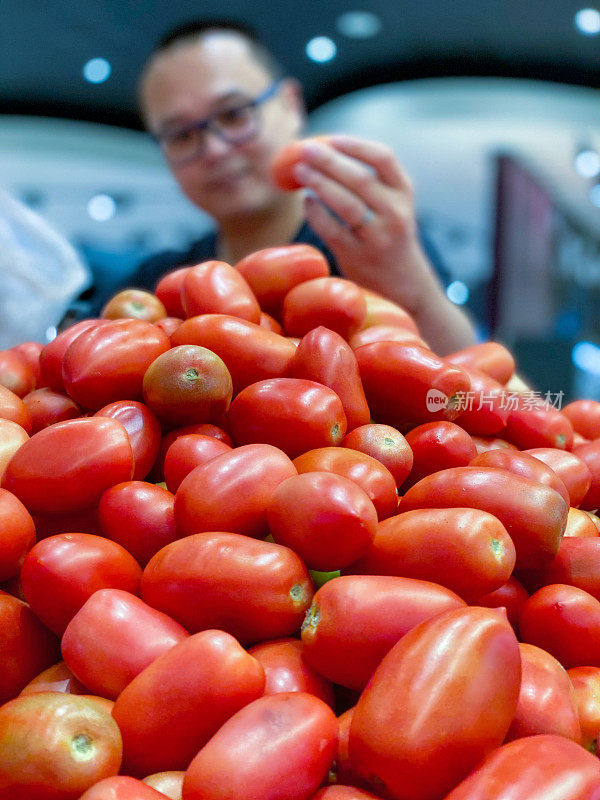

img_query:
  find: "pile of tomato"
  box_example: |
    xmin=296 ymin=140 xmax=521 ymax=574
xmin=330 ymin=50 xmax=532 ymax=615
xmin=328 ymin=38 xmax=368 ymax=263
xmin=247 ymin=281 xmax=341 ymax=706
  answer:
xmin=1 ymin=243 xmax=600 ymax=800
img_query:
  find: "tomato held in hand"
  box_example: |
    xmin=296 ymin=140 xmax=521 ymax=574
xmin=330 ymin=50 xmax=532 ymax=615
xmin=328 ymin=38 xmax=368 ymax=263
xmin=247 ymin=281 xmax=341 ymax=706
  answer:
xmin=1 ymin=417 xmax=134 ymax=516
xmin=112 ymin=630 xmax=265 ymax=776
xmin=228 ymin=378 xmax=347 ymax=458
xmin=0 ymin=692 xmax=122 ymax=800
xmin=270 ymin=137 xmax=330 ymax=191
xmin=349 ymin=606 xmax=521 ymax=800
xmin=183 ymin=692 xmax=338 ymax=800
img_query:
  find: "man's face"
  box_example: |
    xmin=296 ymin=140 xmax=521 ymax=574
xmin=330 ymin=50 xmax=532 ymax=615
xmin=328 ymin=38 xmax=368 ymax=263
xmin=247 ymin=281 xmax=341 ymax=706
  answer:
xmin=141 ymin=33 xmax=304 ymax=222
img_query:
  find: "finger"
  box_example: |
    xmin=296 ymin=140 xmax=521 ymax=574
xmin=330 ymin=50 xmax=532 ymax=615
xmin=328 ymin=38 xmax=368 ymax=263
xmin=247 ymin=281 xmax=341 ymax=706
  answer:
xmin=298 ymin=140 xmax=391 ymax=214
xmin=294 ymin=162 xmax=374 ymax=232
xmin=303 ymin=195 xmax=356 ymax=252
xmin=325 ymin=134 xmax=409 ymax=191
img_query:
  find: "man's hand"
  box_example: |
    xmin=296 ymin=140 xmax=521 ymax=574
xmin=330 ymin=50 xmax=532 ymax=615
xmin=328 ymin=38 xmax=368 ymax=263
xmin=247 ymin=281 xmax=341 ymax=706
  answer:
xmin=292 ymin=135 xmax=477 ymax=355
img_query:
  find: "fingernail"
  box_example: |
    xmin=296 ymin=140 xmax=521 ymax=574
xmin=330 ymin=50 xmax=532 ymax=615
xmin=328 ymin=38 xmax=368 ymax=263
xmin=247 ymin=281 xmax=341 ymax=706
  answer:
xmin=301 ymin=141 xmax=325 ymax=158
xmin=293 ymin=162 xmax=310 ymax=182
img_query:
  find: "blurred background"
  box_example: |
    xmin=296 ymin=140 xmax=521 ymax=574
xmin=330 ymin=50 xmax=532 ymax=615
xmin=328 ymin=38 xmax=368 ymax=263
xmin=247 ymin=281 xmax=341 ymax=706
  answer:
xmin=1 ymin=1 xmax=600 ymax=398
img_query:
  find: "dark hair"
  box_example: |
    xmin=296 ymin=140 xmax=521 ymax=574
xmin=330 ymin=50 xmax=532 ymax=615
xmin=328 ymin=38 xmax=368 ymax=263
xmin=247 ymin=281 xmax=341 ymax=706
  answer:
xmin=151 ymin=18 xmax=285 ymax=79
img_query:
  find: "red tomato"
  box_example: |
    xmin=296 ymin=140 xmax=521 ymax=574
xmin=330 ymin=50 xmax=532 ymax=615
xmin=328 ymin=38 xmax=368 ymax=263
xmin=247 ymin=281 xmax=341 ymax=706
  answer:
xmin=0 ymin=348 xmax=35 ymax=397
xmin=0 ymin=591 xmax=60 ymax=704
xmin=450 ymin=365 xmax=509 ymax=436
xmin=283 ymin=277 xmax=367 ymax=340
xmin=112 ymin=630 xmax=265 ymax=776
xmin=61 ymin=588 xmax=188 ymax=699
xmin=470 ymin=448 xmax=570 ymax=506
xmin=101 ymin=289 xmax=167 ymax=322
xmin=568 ymin=666 xmax=600 ymax=753
xmin=163 ymin=433 xmax=232 ymax=493
xmin=171 ymin=314 xmax=296 ymax=396
xmin=445 ymin=341 xmax=515 ymax=385
xmin=349 ymin=606 xmax=521 ymax=800
xmin=441 ymin=734 xmax=600 ymax=800
xmin=572 ymin=439 xmax=600 ymax=511
xmin=504 ymin=643 xmax=581 ymax=743
xmin=355 ymin=342 xmax=471 ymax=428
xmin=154 ymin=267 xmax=189 ymax=318
xmin=360 ymin=290 xmax=420 ymax=334
xmin=235 ymin=244 xmax=330 ymax=317
xmin=502 ymin=401 xmax=574 ymax=451
xmin=270 ymin=137 xmax=330 ymax=191
xmin=80 ymin=776 xmax=168 ymax=800
xmin=39 ymin=319 xmax=109 ymax=392
xmin=0 ymin=692 xmax=122 ymax=800
xmin=0 ymin=418 xmax=28 ymax=483
xmin=174 ymin=443 xmax=297 ymax=539
xmin=311 ymin=788 xmax=384 ymax=800
xmin=181 ymin=260 xmax=261 ymax=322
xmin=146 ymin=421 xmax=232 ymax=484
xmin=94 ymin=400 xmax=161 ymax=481
xmin=519 ymin=584 xmax=600 ymax=669
xmin=21 ymin=533 xmax=142 ymax=636
xmin=154 ymin=316 xmax=183 ymax=338
xmin=349 ymin=325 xmax=427 ymax=350
xmin=1 ymin=417 xmax=134 ymax=515
xmin=258 ymin=311 xmax=283 ymax=333
xmin=267 ymin=472 xmax=378 ymax=571
xmin=345 ymin=507 xmax=516 ymax=602
xmin=293 ymin=447 xmax=398 ymax=521
xmin=10 ymin=341 xmax=43 ymax=389
xmin=0 ymin=488 xmax=35 ymax=581
xmin=563 ymin=507 xmax=600 ymax=538
xmin=563 ymin=399 xmax=600 ymax=441
xmin=471 ymin=434 xmax=518 ymax=454
xmin=334 ymin=708 xmax=373 ymax=791
xmin=98 ymin=481 xmax=178 ymax=568
xmin=62 ymin=319 xmax=171 ymax=410
xmin=228 ymin=378 xmax=347 ymax=458
xmin=142 ymin=344 xmax=233 ymax=427
xmin=141 ymin=532 xmax=313 ymax=645
xmin=247 ymin=637 xmax=335 ymax=707
xmin=22 ymin=387 xmax=80 ymax=433
xmin=0 ymin=384 xmax=31 ymax=432
xmin=292 ymin=326 xmax=370 ymax=431
xmin=525 ymin=447 xmax=592 ymax=508
xmin=183 ymin=692 xmax=338 ymax=800
xmin=519 ymin=536 xmax=600 ymax=600
xmin=301 ymin=575 xmax=465 ymax=691
xmin=472 ymin=576 xmax=530 ymax=631
xmin=402 ymin=421 xmax=477 ymax=490
xmin=341 ymin=424 xmax=413 ymax=488
xmin=399 ymin=466 xmax=568 ymax=570
xmin=19 ymin=661 xmax=88 ymax=696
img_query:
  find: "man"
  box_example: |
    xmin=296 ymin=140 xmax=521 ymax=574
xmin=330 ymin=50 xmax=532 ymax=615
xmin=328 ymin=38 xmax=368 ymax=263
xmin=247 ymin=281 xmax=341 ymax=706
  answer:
xmin=132 ymin=19 xmax=476 ymax=354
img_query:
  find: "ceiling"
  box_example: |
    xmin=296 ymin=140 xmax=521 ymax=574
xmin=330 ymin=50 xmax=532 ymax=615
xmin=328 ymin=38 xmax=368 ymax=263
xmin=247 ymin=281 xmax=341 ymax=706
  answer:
xmin=1 ymin=1 xmax=599 ymax=130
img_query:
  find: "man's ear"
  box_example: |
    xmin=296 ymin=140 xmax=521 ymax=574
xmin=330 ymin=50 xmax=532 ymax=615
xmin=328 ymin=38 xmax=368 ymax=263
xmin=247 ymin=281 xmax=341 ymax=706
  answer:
xmin=280 ymin=77 xmax=307 ymax=131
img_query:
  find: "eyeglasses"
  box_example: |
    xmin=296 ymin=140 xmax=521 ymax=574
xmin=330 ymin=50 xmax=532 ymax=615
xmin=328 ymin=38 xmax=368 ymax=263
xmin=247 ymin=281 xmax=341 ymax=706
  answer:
xmin=154 ymin=80 xmax=282 ymax=166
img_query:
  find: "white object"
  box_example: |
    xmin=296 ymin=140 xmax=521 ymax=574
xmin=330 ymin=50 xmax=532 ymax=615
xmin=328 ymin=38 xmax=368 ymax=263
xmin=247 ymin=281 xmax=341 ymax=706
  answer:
xmin=0 ymin=188 xmax=90 ymax=347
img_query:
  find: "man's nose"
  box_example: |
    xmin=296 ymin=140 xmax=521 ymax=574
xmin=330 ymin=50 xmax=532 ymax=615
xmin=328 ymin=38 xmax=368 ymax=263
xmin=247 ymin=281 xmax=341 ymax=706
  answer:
xmin=200 ymin=127 xmax=234 ymax=161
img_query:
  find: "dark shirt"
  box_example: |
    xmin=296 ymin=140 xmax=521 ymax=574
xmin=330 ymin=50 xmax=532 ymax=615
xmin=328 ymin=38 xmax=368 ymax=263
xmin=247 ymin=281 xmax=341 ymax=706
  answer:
xmin=128 ymin=220 xmax=341 ymax=292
